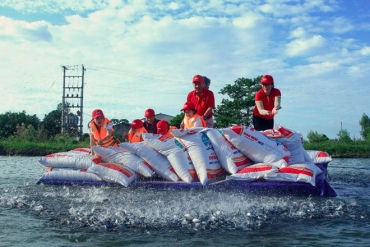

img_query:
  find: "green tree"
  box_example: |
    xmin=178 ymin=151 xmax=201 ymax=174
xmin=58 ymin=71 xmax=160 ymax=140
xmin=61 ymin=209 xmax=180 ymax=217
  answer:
xmin=307 ymin=130 xmax=329 ymax=143
xmin=0 ymin=111 xmax=40 ymax=138
xmin=41 ymin=103 xmax=82 ymax=138
xmin=41 ymin=106 xmax=62 ymax=138
xmin=169 ymin=113 xmax=184 ymax=128
xmin=337 ymin=129 xmax=352 ymax=143
xmin=14 ymin=122 xmax=48 ymax=141
xmin=214 ymin=76 xmax=261 ymax=128
xmin=359 ymin=113 xmax=370 ymax=140
xmin=111 ymin=119 xmax=129 ymax=125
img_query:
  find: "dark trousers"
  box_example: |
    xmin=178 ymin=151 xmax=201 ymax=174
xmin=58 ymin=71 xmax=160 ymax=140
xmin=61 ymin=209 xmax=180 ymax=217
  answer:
xmin=253 ymin=115 xmax=274 ymax=131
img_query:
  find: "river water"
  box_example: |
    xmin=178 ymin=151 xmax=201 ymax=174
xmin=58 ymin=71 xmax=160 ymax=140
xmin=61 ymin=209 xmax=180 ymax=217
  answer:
xmin=0 ymin=156 xmax=369 ymax=247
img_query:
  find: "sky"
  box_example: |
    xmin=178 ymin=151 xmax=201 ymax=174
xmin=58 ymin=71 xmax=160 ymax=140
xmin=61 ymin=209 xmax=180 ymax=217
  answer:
xmin=0 ymin=0 xmax=369 ymax=139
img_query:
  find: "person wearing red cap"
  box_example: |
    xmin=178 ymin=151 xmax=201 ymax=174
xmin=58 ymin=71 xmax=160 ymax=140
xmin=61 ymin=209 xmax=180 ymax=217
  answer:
xmin=180 ymin=101 xmax=206 ymax=129
xmin=252 ymin=75 xmax=282 ymax=131
xmin=185 ymin=74 xmax=215 ymax=128
xmin=156 ymin=120 xmax=176 ymax=138
xmin=143 ymin=108 xmax=160 ymax=134
xmin=88 ymin=109 xmax=119 ymax=154
xmin=127 ymin=119 xmax=148 ymax=143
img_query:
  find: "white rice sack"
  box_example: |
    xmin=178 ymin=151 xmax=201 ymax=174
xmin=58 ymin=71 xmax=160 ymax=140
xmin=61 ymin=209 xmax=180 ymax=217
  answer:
xmin=305 ymin=150 xmax=332 ymax=164
xmin=87 ymin=163 xmax=137 ymax=187
xmin=70 ymin=147 xmax=91 ymax=154
xmin=142 ymin=133 xmax=196 ymax=183
xmin=172 ymin=128 xmax=225 ymax=185
xmin=226 ymin=163 xmax=278 ymax=181
xmin=38 ymin=152 xmax=102 ymax=169
xmin=91 ymin=146 xmax=155 ymax=177
xmin=119 ymin=142 xmax=179 ymax=182
xmin=221 ymin=126 xmax=290 ymax=168
xmin=261 ymin=128 xmax=284 ymax=138
xmin=40 ymin=168 xmax=102 ymax=182
xmin=274 ymin=124 xmax=306 ymax=165
xmin=265 ymin=162 xmax=322 ymax=186
xmin=201 ymin=128 xmax=253 ymax=174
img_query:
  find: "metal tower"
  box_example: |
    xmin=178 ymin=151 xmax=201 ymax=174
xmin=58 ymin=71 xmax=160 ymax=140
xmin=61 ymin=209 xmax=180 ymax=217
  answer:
xmin=61 ymin=65 xmax=85 ymax=138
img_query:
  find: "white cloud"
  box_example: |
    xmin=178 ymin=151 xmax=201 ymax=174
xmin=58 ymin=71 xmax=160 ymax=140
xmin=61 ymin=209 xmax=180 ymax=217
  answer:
xmin=359 ymin=46 xmax=370 ymax=56
xmin=232 ymin=13 xmax=261 ymax=29
xmin=0 ymin=16 xmax=52 ymax=42
xmin=0 ymin=0 xmax=108 ymax=13
xmin=326 ymin=17 xmax=354 ymax=34
xmin=259 ymin=0 xmax=336 ymax=17
xmin=289 ymin=27 xmax=307 ymax=38
xmin=168 ymin=2 xmax=182 ymax=11
xmin=285 ymin=35 xmax=326 ymax=57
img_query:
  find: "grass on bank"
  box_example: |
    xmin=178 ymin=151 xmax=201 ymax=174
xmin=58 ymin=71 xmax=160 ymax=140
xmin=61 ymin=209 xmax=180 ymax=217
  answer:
xmin=303 ymin=140 xmax=370 ymax=158
xmin=0 ymin=136 xmax=90 ymax=156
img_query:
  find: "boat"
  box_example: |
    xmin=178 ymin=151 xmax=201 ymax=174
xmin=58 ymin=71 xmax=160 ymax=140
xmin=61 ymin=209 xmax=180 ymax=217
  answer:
xmin=36 ymin=162 xmax=336 ymax=197
xmin=36 ymin=126 xmax=337 ymax=197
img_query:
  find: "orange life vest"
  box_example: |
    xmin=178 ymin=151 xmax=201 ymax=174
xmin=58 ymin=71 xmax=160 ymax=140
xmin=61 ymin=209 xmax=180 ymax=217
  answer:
xmin=89 ymin=118 xmax=119 ymax=147
xmin=128 ymin=127 xmax=148 ymax=143
xmin=183 ymin=114 xmax=206 ymax=129
xmin=163 ymin=126 xmax=177 ymax=138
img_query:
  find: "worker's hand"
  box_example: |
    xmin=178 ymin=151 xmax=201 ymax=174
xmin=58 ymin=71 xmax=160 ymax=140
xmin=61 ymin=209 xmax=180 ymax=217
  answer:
xmin=272 ymin=108 xmax=278 ymax=115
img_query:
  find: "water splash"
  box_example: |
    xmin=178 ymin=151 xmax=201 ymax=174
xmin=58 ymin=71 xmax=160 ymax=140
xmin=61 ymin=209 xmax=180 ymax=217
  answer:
xmin=1 ymin=184 xmax=367 ymax=233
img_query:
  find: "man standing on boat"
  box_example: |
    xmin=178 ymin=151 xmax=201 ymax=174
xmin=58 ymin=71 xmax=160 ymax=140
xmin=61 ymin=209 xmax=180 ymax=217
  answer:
xmin=183 ymin=74 xmax=215 ymax=128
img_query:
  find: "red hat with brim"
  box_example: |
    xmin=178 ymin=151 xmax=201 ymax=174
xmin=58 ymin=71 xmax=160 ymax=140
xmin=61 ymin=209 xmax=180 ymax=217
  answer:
xmin=157 ymin=120 xmax=169 ymax=135
xmin=181 ymin=102 xmax=196 ymax=112
xmin=92 ymin=109 xmax=104 ymax=118
xmin=192 ymin=75 xmax=204 ymax=83
xmin=131 ymin=119 xmax=143 ymax=129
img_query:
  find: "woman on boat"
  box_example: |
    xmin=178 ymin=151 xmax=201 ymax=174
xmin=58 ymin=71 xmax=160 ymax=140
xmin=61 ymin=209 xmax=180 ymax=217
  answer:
xmin=127 ymin=119 xmax=148 ymax=143
xmin=180 ymin=101 xmax=206 ymax=129
xmin=88 ymin=109 xmax=119 ymax=155
xmin=252 ymin=75 xmax=282 ymax=131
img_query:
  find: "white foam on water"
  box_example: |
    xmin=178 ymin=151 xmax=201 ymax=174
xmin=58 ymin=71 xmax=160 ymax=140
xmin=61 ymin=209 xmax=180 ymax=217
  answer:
xmin=0 ymin=184 xmax=361 ymax=232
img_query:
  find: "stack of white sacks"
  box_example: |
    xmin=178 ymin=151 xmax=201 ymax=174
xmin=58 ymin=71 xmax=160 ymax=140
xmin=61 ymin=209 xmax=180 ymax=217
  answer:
xmin=38 ymin=124 xmax=331 ymax=187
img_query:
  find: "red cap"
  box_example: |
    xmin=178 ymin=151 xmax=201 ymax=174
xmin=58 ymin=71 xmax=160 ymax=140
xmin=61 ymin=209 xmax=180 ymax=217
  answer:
xmin=181 ymin=101 xmax=196 ymax=111
xmin=131 ymin=119 xmax=143 ymax=129
xmin=144 ymin=108 xmax=155 ymax=117
xmin=261 ymin=75 xmax=274 ymax=84
xmin=92 ymin=109 xmax=104 ymax=119
xmin=192 ymin=74 xmax=204 ymax=83
xmin=157 ymin=120 xmax=169 ymax=135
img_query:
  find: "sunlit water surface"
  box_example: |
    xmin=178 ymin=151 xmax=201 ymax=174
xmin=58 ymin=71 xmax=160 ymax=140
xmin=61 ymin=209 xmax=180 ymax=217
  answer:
xmin=0 ymin=156 xmax=369 ymax=247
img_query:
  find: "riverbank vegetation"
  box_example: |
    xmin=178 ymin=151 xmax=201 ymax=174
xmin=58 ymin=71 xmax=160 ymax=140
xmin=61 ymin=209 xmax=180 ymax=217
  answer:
xmin=1 ymin=134 xmax=369 ymax=157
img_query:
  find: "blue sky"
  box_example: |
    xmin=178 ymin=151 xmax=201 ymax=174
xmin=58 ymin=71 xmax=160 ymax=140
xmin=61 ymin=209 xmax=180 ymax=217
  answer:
xmin=1 ymin=0 xmax=369 ymax=139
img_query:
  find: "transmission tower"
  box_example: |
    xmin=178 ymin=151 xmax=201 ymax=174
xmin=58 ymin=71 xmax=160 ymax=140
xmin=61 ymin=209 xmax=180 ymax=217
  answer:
xmin=61 ymin=65 xmax=85 ymax=138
